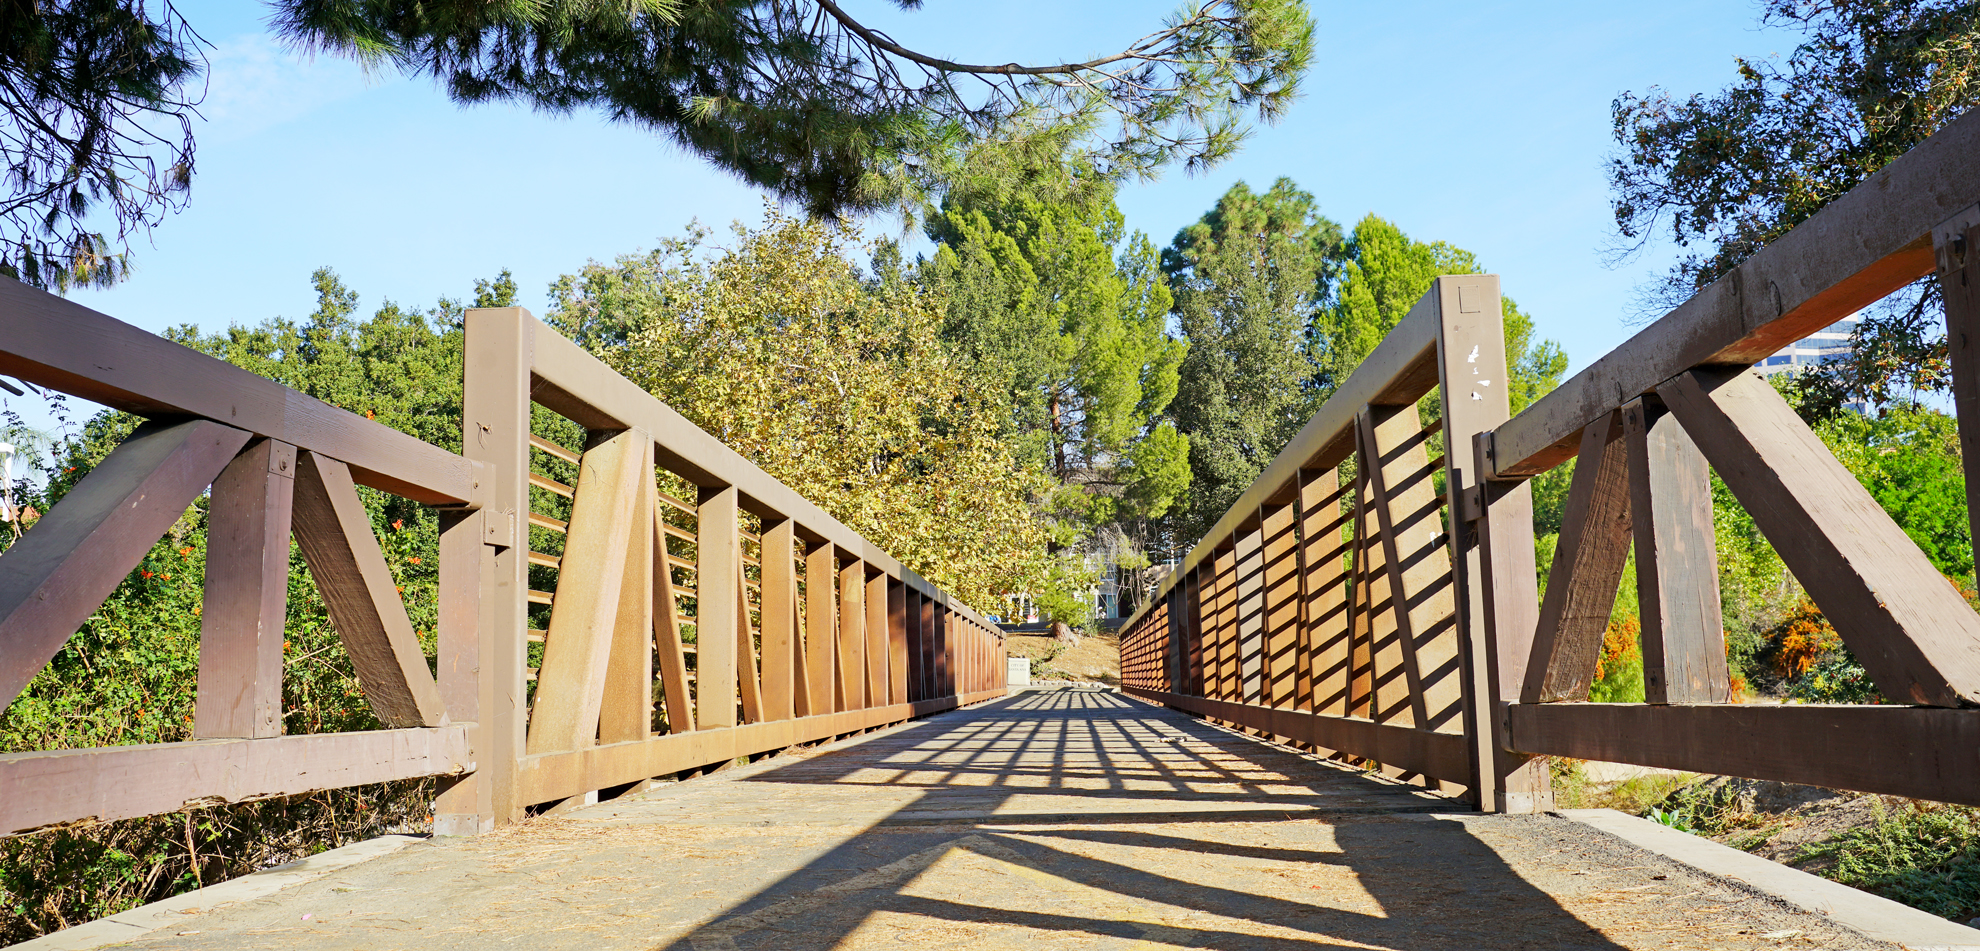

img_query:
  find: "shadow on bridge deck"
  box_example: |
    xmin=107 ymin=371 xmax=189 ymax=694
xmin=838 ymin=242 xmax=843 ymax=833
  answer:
xmin=109 ymin=689 xmax=1891 ymax=951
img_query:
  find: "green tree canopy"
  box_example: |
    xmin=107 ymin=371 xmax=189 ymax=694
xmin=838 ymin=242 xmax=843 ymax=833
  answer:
xmin=1161 ymin=178 xmax=1340 ymax=540
xmin=919 ymin=136 xmax=1189 ymax=537
xmin=1608 ymin=0 xmax=1980 ymax=412
xmin=276 ymin=0 xmax=1315 ymax=216
xmin=553 ymin=209 xmax=1050 ymax=608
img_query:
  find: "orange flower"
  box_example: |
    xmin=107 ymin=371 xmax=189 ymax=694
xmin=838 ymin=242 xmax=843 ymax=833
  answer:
xmin=179 ymin=546 xmax=193 ymax=557
xmin=392 ymin=519 xmax=404 ymax=531
xmin=407 ymin=556 xmax=421 ymax=565
xmin=139 ymin=569 xmax=153 ymax=579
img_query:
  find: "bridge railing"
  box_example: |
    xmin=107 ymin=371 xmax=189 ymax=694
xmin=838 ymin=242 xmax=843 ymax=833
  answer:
xmin=1122 ymin=105 xmax=1980 ymax=812
xmin=0 ymin=295 xmax=1003 ymax=840
xmin=1117 ymin=274 xmax=1521 ymax=804
xmin=0 ymin=284 xmax=480 ymax=837
xmin=445 ymin=308 xmax=1006 ymax=828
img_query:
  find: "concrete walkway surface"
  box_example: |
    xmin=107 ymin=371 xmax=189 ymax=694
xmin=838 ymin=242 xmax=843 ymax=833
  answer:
xmin=93 ymin=689 xmax=1898 ymax=950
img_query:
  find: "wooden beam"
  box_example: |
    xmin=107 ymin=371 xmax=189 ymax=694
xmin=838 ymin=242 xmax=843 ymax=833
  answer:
xmin=759 ymin=519 xmax=798 ymax=721
xmin=1261 ymin=502 xmax=1299 ymax=711
xmin=735 ymin=558 xmax=763 ymax=725
xmin=695 ymin=486 xmax=740 ymax=729
xmin=652 ymin=505 xmax=694 ymax=733
xmin=1934 ymin=205 xmax=1980 ymax=589
xmin=1522 ymin=413 xmax=1631 ymax=703
xmin=888 ymin=579 xmax=908 ymax=704
xmin=866 ymin=569 xmax=888 ymax=710
xmin=522 ymin=430 xmax=643 ymax=752
xmin=1506 ymin=702 xmax=1980 ymax=807
xmin=600 ymin=436 xmax=656 ymax=744
xmin=516 ymin=693 xmax=1003 ymax=806
xmin=195 ymin=438 xmax=296 ymax=739
xmin=0 ymin=726 xmax=468 ymax=837
xmin=1622 ymin=397 xmax=1728 ymax=704
xmin=1492 ymin=107 xmax=1980 ymax=477
xmin=1298 ymin=468 xmax=1350 ymax=719
xmin=1126 ymin=687 xmax=1470 ymax=784
xmin=1234 ymin=520 xmax=1266 ymax=707
xmin=1360 ymin=404 xmax=1463 ymax=733
xmin=838 ymin=557 xmax=866 ymax=710
xmin=0 ymin=279 xmax=473 ymax=505
xmin=0 ymin=419 xmax=250 ymax=714
xmin=805 ymin=543 xmax=837 ymax=712
xmin=1660 ymin=367 xmax=1980 ymax=706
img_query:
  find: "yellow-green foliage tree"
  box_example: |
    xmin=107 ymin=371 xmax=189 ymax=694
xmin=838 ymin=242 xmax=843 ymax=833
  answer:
xmin=550 ymin=210 xmax=1050 ymax=610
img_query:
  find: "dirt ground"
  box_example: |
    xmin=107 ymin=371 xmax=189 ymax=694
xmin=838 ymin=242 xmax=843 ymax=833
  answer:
xmin=1003 ymin=630 xmax=1120 ymax=683
xmin=116 ymin=690 xmax=1897 ymax=951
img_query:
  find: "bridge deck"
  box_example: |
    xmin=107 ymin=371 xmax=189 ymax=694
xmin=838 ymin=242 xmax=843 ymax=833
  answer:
xmin=126 ymin=690 xmax=1888 ymax=950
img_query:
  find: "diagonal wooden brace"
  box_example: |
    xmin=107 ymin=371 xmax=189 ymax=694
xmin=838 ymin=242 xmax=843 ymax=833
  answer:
xmin=1522 ymin=410 xmax=1632 ymax=703
xmin=293 ymin=450 xmax=448 ymax=728
xmin=1661 ymin=367 xmax=1980 ymax=706
xmin=0 ymin=418 xmax=251 ymax=713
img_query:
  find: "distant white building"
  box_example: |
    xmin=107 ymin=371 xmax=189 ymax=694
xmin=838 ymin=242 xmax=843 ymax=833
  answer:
xmin=1756 ymin=317 xmax=1857 ymax=377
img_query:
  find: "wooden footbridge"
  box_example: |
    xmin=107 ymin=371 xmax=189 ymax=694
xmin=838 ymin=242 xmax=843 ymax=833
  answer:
xmin=10 ymin=110 xmax=1980 ymax=948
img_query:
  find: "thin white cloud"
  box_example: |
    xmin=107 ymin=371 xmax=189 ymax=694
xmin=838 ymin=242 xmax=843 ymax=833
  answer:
xmin=196 ymin=33 xmax=372 ymax=142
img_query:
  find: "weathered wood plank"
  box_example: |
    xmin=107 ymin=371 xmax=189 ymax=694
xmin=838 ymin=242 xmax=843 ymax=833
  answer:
xmin=652 ymin=505 xmax=694 ymax=734
xmin=600 ymin=437 xmax=656 ymax=744
xmin=1361 ymin=403 xmax=1463 ymax=733
xmin=0 ymin=726 xmax=469 ymax=838
xmin=195 ymin=438 xmax=296 ymax=739
xmin=865 ymin=570 xmax=889 ymax=709
xmin=1298 ymin=468 xmax=1350 ymax=720
xmin=0 ymin=419 xmax=251 ymax=713
xmin=1261 ymin=503 xmax=1299 ymax=710
xmin=759 ymin=519 xmax=798 ymax=721
xmin=1623 ymin=397 xmax=1728 ymax=704
xmin=1935 ymin=206 xmax=1980 ymax=590
xmin=806 ymin=544 xmax=837 ymax=712
xmin=525 ymin=430 xmax=643 ymax=752
xmin=292 ymin=451 xmax=447 ymax=729
xmin=694 ymin=486 xmax=741 ymax=729
xmin=1522 ymin=413 xmax=1631 ymax=703
xmin=1506 ymin=702 xmax=1980 ymax=807
xmin=0 ymin=278 xmax=472 ymax=504
xmin=1493 ymin=107 xmax=1980 ymax=477
xmin=838 ymin=558 xmax=866 ymax=710
xmin=1660 ymin=367 xmax=1980 ymax=705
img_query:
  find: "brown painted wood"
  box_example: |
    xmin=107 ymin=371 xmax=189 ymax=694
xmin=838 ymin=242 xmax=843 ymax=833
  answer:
xmin=919 ymin=593 xmax=937 ymax=700
xmin=1261 ymin=503 xmax=1299 ymax=710
xmin=1470 ymin=435 xmax=1550 ymax=813
xmin=759 ymin=519 xmax=798 ymax=721
xmin=735 ymin=558 xmax=764 ymax=725
xmin=1299 ymin=468 xmax=1350 ymax=721
xmin=1361 ymin=403 xmax=1463 ymax=734
xmin=804 ymin=543 xmax=837 ymax=713
xmin=1936 ymin=208 xmax=1980 ymax=590
xmin=865 ymin=570 xmax=888 ymax=709
xmin=694 ymin=486 xmax=741 ymax=729
xmin=1492 ymin=108 xmax=1980 ymax=477
xmin=837 ymin=558 xmax=865 ymax=709
xmin=888 ymin=580 xmax=909 ymax=704
xmin=1661 ymin=367 xmax=1980 ymax=706
xmin=1347 ymin=449 xmax=1376 ymax=722
xmin=1126 ymin=687 xmax=1471 ymax=784
xmin=1184 ymin=566 xmax=1204 ymax=695
xmin=435 ymin=505 xmax=483 ymax=726
xmin=0 ymin=278 xmax=473 ymax=505
xmin=1234 ymin=521 xmax=1266 ymax=706
xmin=0 ymin=419 xmax=251 ymax=713
xmin=0 ymin=725 xmax=470 ymax=838
xmin=1622 ymin=397 xmax=1728 ymax=704
xmin=1522 ymin=412 xmax=1632 ymax=703
xmin=1506 ymin=702 xmax=1980 ymax=807
xmin=600 ymin=437 xmax=656 ymax=744
xmin=195 ymin=438 xmax=296 ymax=739
xmin=292 ymin=451 xmax=447 ymax=729
xmin=652 ymin=506 xmax=694 ymax=734
xmin=523 ymin=430 xmax=643 ymax=752
xmin=515 ymin=692 xmax=1002 ymax=805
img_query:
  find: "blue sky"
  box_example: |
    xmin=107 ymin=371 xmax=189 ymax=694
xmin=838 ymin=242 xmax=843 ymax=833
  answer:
xmin=64 ymin=1 xmax=1799 ymax=381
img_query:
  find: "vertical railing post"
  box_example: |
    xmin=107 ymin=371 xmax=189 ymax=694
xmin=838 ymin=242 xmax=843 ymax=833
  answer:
xmin=696 ymin=486 xmax=741 ymax=729
xmin=837 ymin=553 xmax=865 ymax=710
xmin=454 ymin=307 xmax=532 ymax=829
xmin=1435 ymin=275 xmax=1552 ymax=814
